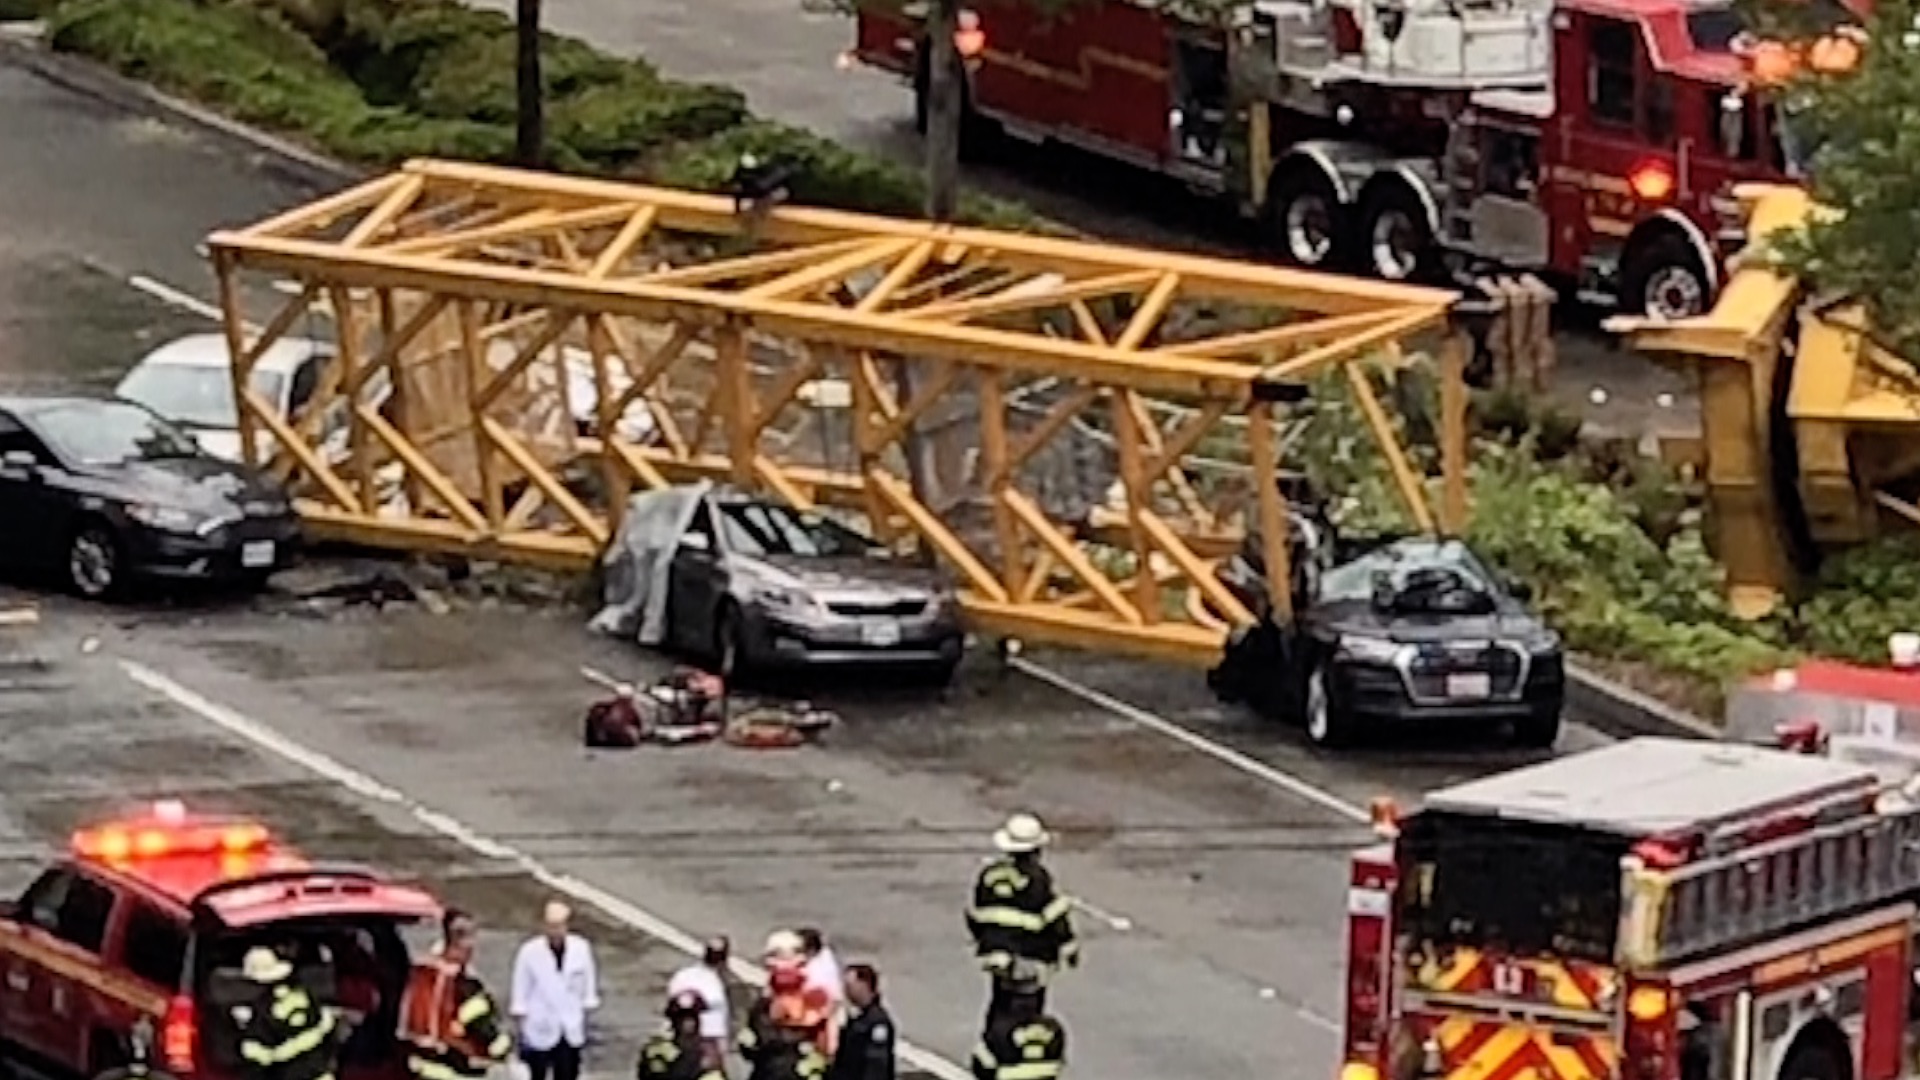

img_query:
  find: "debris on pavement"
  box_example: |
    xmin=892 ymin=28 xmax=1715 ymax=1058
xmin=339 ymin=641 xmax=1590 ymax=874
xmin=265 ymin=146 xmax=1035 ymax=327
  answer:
xmin=578 ymin=664 xmax=837 ymax=750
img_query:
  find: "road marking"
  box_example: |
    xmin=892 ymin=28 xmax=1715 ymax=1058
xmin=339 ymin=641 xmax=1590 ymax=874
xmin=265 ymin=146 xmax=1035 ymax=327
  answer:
xmin=1010 ymin=657 xmax=1371 ymax=825
xmin=127 ymin=273 xmax=232 ymax=325
xmin=1296 ymin=1006 xmax=1341 ymax=1032
xmin=117 ymin=659 xmax=974 ymax=1080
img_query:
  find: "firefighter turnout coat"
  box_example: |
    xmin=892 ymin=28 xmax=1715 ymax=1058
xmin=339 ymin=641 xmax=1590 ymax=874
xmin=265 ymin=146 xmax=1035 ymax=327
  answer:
xmin=398 ymin=958 xmax=513 ymax=1080
xmin=238 ymin=980 xmax=341 ymax=1080
xmin=638 ymin=1031 xmax=725 ymax=1080
xmin=740 ymin=998 xmax=830 ymax=1080
xmin=966 ymin=858 xmax=1078 ymax=976
xmin=970 ymin=1016 xmax=1065 ymax=1080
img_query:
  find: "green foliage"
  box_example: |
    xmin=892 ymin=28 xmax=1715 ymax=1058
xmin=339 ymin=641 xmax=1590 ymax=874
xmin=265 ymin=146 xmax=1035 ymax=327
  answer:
xmin=1796 ymin=537 xmax=1920 ymax=661
xmin=1733 ymin=0 xmax=1920 ymax=357
xmin=43 ymin=0 xmax=1041 ymax=225
xmin=0 ymin=0 xmax=51 ymax=20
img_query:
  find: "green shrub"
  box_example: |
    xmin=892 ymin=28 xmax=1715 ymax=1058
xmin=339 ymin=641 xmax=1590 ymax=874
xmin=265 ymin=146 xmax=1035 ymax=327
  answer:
xmin=0 ymin=0 xmax=51 ymax=21
xmin=553 ymin=80 xmax=747 ymax=166
xmin=1796 ymin=537 xmax=1920 ymax=662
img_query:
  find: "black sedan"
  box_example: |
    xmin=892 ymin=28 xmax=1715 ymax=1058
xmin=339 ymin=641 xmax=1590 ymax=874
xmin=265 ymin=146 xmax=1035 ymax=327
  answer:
xmin=1210 ymin=535 xmax=1565 ymax=749
xmin=0 ymin=396 xmax=300 ymax=598
xmin=662 ymin=490 xmax=966 ymax=682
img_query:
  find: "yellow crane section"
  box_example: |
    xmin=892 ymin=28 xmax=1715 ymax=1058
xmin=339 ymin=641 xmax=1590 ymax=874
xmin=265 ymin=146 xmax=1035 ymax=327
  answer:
xmin=206 ymin=158 xmax=1467 ymax=665
xmin=1615 ymin=184 xmax=1920 ymax=617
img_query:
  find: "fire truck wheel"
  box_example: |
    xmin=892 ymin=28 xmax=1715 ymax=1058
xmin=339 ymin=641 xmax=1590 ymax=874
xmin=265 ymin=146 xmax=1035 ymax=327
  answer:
xmin=1357 ymin=183 xmax=1435 ymax=283
xmin=1620 ymin=234 xmax=1712 ymax=321
xmin=1266 ymin=168 xmax=1346 ymax=270
xmin=1778 ymin=1032 xmax=1850 ymax=1080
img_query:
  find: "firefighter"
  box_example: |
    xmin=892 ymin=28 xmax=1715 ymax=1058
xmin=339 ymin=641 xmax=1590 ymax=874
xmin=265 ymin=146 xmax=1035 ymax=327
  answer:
xmin=638 ymin=991 xmax=725 ymax=1080
xmin=969 ymin=963 xmax=1065 ymax=1080
xmin=398 ymin=908 xmax=513 ymax=1080
xmin=739 ymin=966 xmax=830 ymax=1080
xmin=966 ymin=813 xmax=1078 ymax=1034
xmin=235 ymin=946 xmax=341 ymax=1080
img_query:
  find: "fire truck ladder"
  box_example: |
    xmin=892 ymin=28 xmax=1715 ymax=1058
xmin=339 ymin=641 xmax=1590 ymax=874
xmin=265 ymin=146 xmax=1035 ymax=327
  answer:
xmin=206 ymin=159 xmax=1468 ymax=666
xmin=1619 ymin=783 xmax=1920 ymax=968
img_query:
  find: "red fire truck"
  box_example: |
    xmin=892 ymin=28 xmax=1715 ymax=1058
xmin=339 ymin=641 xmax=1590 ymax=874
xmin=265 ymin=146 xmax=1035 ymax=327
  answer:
xmin=1339 ymin=718 xmax=1920 ymax=1080
xmin=851 ymin=0 xmax=1834 ymax=318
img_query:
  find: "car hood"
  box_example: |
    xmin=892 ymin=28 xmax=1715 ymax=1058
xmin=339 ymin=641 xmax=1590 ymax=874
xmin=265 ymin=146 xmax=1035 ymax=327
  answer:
xmin=1317 ymin=603 xmax=1547 ymax=643
xmin=742 ymin=553 xmax=946 ymax=598
xmin=188 ymin=428 xmax=244 ymax=464
xmin=80 ymin=456 xmax=288 ymax=515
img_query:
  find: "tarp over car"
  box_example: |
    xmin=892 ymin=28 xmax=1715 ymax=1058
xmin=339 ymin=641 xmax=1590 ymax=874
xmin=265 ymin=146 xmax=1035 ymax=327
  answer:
xmin=588 ymin=482 xmax=712 ymax=646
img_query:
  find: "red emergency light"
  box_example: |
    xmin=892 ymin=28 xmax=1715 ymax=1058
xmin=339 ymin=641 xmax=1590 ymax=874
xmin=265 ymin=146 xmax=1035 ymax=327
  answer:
xmin=71 ymin=801 xmax=273 ymax=863
xmin=1629 ymin=160 xmax=1675 ymax=203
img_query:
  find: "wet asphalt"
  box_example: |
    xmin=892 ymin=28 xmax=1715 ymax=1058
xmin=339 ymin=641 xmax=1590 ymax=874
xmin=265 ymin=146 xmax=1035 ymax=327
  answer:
xmin=0 ymin=58 xmax=1628 ymax=1080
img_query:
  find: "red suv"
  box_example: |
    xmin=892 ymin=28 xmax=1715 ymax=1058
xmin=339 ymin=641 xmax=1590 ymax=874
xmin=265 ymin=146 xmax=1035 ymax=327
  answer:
xmin=0 ymin=801 xmax=441 ymax=1080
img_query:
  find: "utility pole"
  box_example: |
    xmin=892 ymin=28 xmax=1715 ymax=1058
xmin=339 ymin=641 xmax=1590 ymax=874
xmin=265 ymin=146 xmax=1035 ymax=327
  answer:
xmin=895 ymin=0 xmax=966 ymax=516
xmin=515 ymin=0 xmax=545 ymax=167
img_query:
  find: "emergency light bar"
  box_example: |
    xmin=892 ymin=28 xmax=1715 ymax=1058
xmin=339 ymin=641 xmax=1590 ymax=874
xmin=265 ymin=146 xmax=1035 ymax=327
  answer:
xmin=71 ymin=802 xmax=273 ymax=862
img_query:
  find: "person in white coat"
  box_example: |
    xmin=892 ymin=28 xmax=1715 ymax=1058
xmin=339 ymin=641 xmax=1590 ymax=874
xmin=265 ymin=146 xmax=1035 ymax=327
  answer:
xmin=511 ymin=901 xmax=601 ymax=1080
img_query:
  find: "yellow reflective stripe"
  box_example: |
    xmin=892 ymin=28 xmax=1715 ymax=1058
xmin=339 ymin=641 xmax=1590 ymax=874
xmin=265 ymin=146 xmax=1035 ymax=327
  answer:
xmin=972 ymin=1045 xmax=998 ymax=1070
xmin=408 ymin=1056 xmax=467 ymax=1080
xmin=242 ymin=1041 xmax=275 ymax=1065
xmin=1040 ymin=896 xmax=1072 ymax=924
xmin=487 ymin=1032 xmax=513 ymax=1059
xmin=456 ymin=993 xmax=491 ymax=1025
xmin=739 ymin=1027 xmax=759 ymax=1048
xmin=1057 ymin=941 xmax=1080 ymax=961
xmin=271 ymin=987 xmax=314 ymax=1020
xmin=274 ymin=1010 xmax=337 ymax=1063
xmin=998 ymin=1064 xmax=1062 ymax=1080
xmin=968 ymin=906 xmax=1045 ymax=931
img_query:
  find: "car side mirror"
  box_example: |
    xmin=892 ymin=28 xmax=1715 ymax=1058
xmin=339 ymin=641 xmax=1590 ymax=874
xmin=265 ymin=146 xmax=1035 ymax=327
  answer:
xmin=0 ymin=450 xmax=38 ymax=477
xmin=680 ymin=531 xmax=712 ymax=553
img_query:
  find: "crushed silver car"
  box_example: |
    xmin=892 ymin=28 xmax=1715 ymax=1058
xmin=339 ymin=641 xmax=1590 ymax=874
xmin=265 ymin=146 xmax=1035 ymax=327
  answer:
xmin=592 ymin=483 xmax=966 ymax=683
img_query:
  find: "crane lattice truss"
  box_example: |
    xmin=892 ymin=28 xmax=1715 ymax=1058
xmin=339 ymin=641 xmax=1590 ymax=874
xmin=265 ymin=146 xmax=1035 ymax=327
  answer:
xmin=208 ymin=159 xmax=1466 ymax=664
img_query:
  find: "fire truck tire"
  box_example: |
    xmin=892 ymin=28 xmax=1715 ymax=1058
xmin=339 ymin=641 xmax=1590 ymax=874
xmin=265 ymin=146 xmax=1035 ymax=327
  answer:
xmin=1265 ymin=166 xmax=1347 ymax=271
xmin=1356 ymin=182 xmax=1437 ymax=283
xmin=1778 ymin=1031 xmax=1851 ymax=1080
xmin=1618 ymin=233 xmax=1713 ymax=321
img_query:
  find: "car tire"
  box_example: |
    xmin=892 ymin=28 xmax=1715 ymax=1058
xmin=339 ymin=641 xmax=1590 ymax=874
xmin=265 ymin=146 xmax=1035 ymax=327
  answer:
xmin=715 ymin=603 xmax=751 ymax=680
xmin=1511 ymin=709 xmax=1562 ymax=750
xmin=1303 ymin=666 xmax=1357 ymax=749
xmin=67 ymin=522 xmax=123 ymax=600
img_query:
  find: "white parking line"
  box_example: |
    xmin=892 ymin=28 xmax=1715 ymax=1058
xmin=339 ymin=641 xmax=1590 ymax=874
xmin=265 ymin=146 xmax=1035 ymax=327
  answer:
xmin=1010 ymin=657 xmax=1372 ymax=825
xmin=128 ymin=272 xmax=232 ymax=325
xmin=118 ymin=659 xmax=973 ymax=1080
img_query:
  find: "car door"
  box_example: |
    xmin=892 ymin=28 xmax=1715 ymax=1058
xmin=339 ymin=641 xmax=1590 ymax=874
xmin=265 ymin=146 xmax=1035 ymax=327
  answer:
xmin=0 ymin=411 xmax=62 ymax=569
xmin=2 ymin=867 xmax=114 ymax=1066
xmin=667 ymin=503 xmax=724 ymax=651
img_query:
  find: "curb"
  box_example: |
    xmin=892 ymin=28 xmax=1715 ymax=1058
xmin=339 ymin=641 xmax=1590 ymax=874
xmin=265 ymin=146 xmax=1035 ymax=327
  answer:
xmin=0 ymin=22 xmax=1723 ymax=748
xmin=0 ymin=21 xmax=362 ymax=189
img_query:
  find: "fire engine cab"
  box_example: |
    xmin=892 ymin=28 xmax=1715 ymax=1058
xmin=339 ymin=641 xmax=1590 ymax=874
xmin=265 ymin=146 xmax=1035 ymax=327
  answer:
xmin=851 ymin=0 xmax=1850 ymax=318
xmin=0 ymin=801 xmax=441 ymax=1080
xmin=1342 ymin=735 xmax=1920 ymax=1080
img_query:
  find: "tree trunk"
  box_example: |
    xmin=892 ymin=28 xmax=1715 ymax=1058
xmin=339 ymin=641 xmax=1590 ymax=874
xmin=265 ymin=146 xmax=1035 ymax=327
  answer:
xmin=514 ymin=0 xmax=544 ymax=168
xmin=895 ymin=0 xmax=963 ymax=523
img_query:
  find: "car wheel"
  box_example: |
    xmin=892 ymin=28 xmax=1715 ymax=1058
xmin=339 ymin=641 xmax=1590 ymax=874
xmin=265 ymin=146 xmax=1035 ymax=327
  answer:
xmin=714 ymin=603 xmax=750 ymax=680
xmin=1303 ymin=666 xmax=1356 ymax=749
xmin=1511 ymin=709 xmax=1562 ymax=750
xmin=67 ymin=523 xmax=123 ymax=600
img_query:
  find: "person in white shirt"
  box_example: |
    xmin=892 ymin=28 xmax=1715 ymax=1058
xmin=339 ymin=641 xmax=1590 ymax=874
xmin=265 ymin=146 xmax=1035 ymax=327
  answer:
xmin=665 ymin=936 xmax=735 ymax=1068
xmin=511 ymin=901 xmax=601 ymax=1080
xmin=797 ymin=928 xmax=845 ymax=1033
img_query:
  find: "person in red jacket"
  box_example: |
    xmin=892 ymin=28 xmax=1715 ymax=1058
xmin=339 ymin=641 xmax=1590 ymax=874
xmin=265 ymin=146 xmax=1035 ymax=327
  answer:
xmin=397 ymin=909 xmax=513 ymax=1080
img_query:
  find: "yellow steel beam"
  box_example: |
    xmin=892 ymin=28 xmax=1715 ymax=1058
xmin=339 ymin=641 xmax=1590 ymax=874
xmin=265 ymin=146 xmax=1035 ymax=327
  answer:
xmin=211 ymin=161 xmax=1465 ymax=667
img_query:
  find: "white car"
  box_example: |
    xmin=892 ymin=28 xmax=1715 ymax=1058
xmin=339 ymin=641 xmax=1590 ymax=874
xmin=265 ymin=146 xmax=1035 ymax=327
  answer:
xmin=114 ymin=334 xmax=330 ymax=464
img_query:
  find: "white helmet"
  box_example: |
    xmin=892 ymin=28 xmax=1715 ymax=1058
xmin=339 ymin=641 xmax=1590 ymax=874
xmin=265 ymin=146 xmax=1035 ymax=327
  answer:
xmin=764 ymin=929 xmax=804 ymax=961
xmin=241 ymin=946 xmax=292 ymax=984
xmin=993 ymin=813 xmax=1051 ymax=854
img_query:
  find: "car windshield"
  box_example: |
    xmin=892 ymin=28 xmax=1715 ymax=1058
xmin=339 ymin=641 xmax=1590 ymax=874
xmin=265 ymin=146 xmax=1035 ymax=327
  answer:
xmin=1318 ymin=539 xmax=1500 ymax=615
xmin=716 ymin=502 xmax=874 ymax=558
xmin=116 ymin=362 xmax=286 ymax=431
xmin=33 ymin=402 xmax=203 ymax=466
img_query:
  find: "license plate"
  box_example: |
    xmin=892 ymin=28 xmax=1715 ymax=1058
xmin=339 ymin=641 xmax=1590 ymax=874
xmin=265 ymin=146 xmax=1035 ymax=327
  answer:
xmin=861 ymin=621 xmax=902 ymax=647
xmin=1446 ymin=672 xmax=1492 ymax=698
xmin=240 ymin=541 xmax=276 ymax=569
